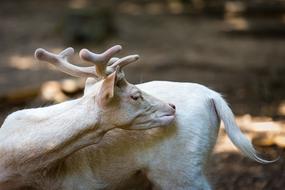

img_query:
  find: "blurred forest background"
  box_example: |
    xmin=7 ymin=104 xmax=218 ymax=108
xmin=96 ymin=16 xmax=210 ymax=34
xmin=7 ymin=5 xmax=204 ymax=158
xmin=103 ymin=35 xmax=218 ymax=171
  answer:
xmin=0 ymin=0 xmax=285 ymax=189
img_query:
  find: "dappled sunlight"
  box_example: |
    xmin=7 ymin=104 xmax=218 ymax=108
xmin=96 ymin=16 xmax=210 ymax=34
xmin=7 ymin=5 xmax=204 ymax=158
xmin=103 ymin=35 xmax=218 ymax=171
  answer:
xmin=236 ymin=115 xmax=283 ymax=133
xmin=168 ymin=0 xmax=184 ymax=14
xmin=118 ymin=0 xmax=186 ymax=15
xmin=40 ymin=78 xmax=84 ymax=103
xmin=214 ymin=114 xmax=285 ymax=155
xmin=8 ymin=46 xmax=68 ymax=71
xmin=118 ymin=2 xmax=144 ymax=15
xmin=225 ymin=1 xmax=245 ymax=16
xmin=278 ymin=101 xmax=285 ymax=116
xmin=69 ymin=0 xmax=88 ymax=9
xmin=214 ymin=129 xmax=240 ymax=154
xmin=145 ymin=2 xmax=164 ymax=15
xmin=224 ymin=17 xmax=249 ymax=31
xmin=9 ymin=55 xmax=38 ymax=70
xmin=41 ymin=81 xmax=68 ymax=103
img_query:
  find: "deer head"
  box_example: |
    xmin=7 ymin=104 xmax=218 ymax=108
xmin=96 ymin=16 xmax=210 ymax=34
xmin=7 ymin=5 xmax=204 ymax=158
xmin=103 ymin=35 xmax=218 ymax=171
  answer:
xmin=35 ymin=45 xmax=176 ymax=130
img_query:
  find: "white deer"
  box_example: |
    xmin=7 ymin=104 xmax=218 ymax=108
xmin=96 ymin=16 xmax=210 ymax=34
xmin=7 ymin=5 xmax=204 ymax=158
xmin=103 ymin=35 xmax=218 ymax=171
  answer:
xmin=0 ymin=45 xmax=176 ymax=190
xmin=0 ymin=45 xmax=274 ymax=190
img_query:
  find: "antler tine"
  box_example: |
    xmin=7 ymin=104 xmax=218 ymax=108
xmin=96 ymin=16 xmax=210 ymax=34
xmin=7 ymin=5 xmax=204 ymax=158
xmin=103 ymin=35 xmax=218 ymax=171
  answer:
xmin=59 ymin=47 xmax=74 ymax=58
xmin=35 ymin=48 xmax=98 ymax=78
xmin=79 ymin=45 xmax=122 ymax=78
xmin=110 ymin=55 xmax=140 ymax=70
xmin=107 ymin=57 xmax=120 ymax=66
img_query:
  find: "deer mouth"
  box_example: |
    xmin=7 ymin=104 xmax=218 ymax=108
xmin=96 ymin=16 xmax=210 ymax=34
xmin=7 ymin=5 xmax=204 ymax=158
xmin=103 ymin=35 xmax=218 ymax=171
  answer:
xmin=156 ymin=113 xmax=175 ymax=126
xmin=132 ymin=112 xmax=175 ymax=130
xmin=157 ymin=105 xmax=176 ymax=126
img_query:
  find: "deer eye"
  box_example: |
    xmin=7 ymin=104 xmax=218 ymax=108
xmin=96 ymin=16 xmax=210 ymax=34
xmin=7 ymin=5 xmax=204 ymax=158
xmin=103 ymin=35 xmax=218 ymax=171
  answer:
xmin=131 ymin=94 xmax=141 ymax=101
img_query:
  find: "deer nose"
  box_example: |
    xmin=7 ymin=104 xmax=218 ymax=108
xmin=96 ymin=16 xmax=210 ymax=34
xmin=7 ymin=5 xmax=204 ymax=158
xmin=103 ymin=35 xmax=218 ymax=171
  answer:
xmin=168 ymin=103 xmax=176 ymax=110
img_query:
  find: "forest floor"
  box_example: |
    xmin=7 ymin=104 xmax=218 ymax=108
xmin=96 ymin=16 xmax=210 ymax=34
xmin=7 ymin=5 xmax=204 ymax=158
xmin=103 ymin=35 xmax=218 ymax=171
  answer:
xmin=0 ymin=0 xmax=285 ymax=189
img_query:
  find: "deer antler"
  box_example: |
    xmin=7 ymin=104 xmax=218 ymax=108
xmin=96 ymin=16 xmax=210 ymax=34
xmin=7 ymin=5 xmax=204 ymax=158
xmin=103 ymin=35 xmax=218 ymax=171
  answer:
xmin=35 ymin=47 xmax=97 ymax=78
xmin=35 ymin=45 xmax=122 ymax=79
xmin=80 ymin=48 xmax=139 ymax=76
xmin=79 ymin=45 xmax=122 ymax=78
xmin=35 ymin=45 xmax=139 ymax=79
xmin=109 ymin=55 xmax=139 ymax=70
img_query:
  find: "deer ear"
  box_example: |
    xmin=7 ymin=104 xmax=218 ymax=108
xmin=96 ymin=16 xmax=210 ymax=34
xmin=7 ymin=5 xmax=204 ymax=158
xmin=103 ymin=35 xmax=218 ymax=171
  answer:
xmin=97 ymin=71 xmax=117 ymax=106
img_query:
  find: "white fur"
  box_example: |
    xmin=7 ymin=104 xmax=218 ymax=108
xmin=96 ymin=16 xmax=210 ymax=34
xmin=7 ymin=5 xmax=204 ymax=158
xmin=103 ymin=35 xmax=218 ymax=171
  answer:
xmin=0 ymin=81 xmax=271 ymax=190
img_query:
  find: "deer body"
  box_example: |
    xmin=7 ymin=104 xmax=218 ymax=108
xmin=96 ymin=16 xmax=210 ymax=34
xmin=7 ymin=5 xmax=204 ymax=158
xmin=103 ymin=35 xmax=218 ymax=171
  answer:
xmin=0 ymin=46 xmax=272 ymax=190
xmin=56 ymin=81 xmax=273 ymax=190
xmin=0 ymin=46 xmax=177 ymax=189
xmin=0 ymin=81 xmax=219 ymax=190
xmin=57 ymin=81 xmax=221 ymax=190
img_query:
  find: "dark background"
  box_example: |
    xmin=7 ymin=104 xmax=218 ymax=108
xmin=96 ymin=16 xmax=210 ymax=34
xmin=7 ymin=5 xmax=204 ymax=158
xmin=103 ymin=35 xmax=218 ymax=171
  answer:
xmin=0 ymin=0 xmax=285 ymax=189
